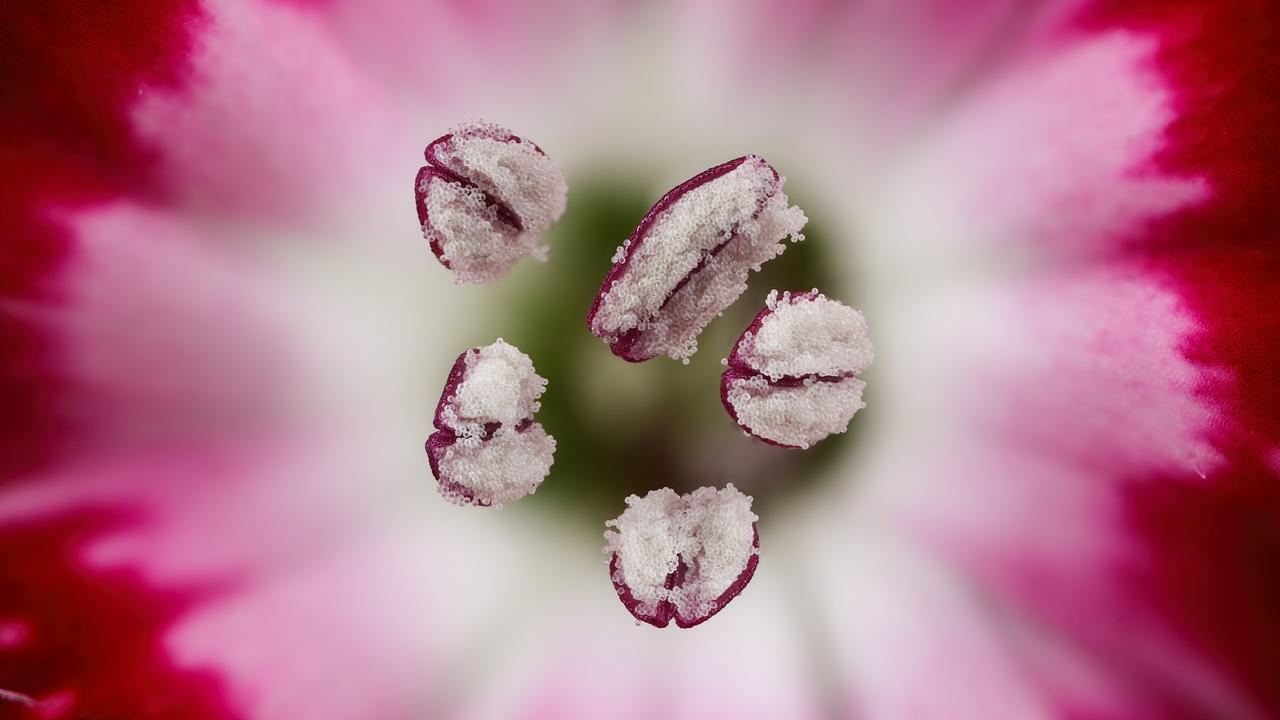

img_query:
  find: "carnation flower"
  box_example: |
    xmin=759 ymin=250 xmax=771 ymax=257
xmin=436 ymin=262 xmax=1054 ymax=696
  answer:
xmin=2 ymin=1 xmax=1277 ymax=718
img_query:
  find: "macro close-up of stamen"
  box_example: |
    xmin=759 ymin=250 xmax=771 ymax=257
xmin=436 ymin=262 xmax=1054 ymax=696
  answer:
xmin=3 ymin=2 xmax=1278 ymax=719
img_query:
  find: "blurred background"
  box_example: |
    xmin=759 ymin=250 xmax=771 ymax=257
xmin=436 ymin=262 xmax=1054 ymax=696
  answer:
xmin=2 ymin=1 xmax=1278 ymax=719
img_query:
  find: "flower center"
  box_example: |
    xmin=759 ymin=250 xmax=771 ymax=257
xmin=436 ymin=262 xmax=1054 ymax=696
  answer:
xmin=478 ymin=175 xmax=868 ymax=525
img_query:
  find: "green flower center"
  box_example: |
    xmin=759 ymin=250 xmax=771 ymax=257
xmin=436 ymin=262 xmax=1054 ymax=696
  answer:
xmin=479 ymin=175 xmax=867 ymax=528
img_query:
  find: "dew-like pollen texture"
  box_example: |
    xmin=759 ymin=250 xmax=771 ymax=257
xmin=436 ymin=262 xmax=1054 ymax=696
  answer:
xmin=722 ymin=290 xmax=874 ymax=449
xmin=604 ymin=485 xmax=760 ymax=628
xmin=417 ymin=121 xmax=568 ymax=283
xmin=427 ymin=339 xmax=556 ymax=507
xmin=588 ymin=156 xmax=808 ymax=362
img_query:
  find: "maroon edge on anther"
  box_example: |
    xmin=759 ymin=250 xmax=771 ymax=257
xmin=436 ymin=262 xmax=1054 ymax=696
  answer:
xmin=427 ymin=349 xmax=475 ymax=501
xmin=415 ymin=167 xmax=450 ymax=267
xmin=586 ymin=156 xmax=763 ymax=361
xmin=607 ymin=225 xmax=743 ymax=362
xmin=609 ymin=525 xmax=760 ymax=628
xmin=721 ymin=291 xmax=859 ymax=449
xmin=609 ymin=553 xmax=675 ymax=628
xmin=414 ymin=129 xmax=530 ymax=263
xmin=433 ymin=351 xmax=471 ymax=432
xmin=674 ymin=525 xmax=760 ymax=628
xmin=609 ymin=180 xmax=784 ymax=362
xmin=425 ymin=432 xmax=480 ymax=505
xmin=424 ymin=129 xmax=535 ymax=231
xmin=428 ymin=424 xmax=533 ymax=508
xmin=725 ymin=289 xmax=821 ymax=373
xmin=426 ymin=348 xmax=536 ymax=506
xmin=719 ymin=369 xmax=811 ymax=450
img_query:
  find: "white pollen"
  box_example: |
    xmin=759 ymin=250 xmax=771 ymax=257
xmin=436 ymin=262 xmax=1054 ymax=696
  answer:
xmin=431 ymin=339 xmax=555 ymax=506
xmin=723 ymin=290 xmax=874 ymax=448
xmin=591 ymin=156 xmax=807 ymax=361
xmin=421 ymin=121 xmax=567 ymax=284
xmin=449 ymin=339 xmax=547 ymax=432
xmin=604 ymin=485 xmax=759 ymax=626
xmin=726 ymin=375 xmax=867 ymax=449
xmin=738 ymin=291 xmax=874 ymax=380
xmin=438 ymin=424 xmax=556 ymax=507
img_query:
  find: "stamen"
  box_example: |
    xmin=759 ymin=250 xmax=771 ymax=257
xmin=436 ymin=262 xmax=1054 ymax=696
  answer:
xmin=416 ymin=121 xmax=567 ymax=283
xmin=426 ymin=339 xmax=556 ymax=507
xmin=722 ymin=290 xmax=874 ymax=448
xmin=587 ymin=156 xmax=807 ymax=362
xmin=604 ymin=485 xmax=760 ymax=628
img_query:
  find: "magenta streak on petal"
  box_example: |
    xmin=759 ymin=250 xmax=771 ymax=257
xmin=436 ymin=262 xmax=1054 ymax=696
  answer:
xmin=722 ymin=291 xmax=859 ymax=448
xmin=586 ymin=157 xmax=753 ymax=345
xmin=609 ymin=525 xmax=760 ymax=628
xmin=0 ymin=688 xmax=35 ymax=709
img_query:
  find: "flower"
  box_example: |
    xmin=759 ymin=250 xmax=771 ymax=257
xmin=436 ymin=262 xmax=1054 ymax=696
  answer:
xmin=2 ymin=1 xmax=1278 ymax=718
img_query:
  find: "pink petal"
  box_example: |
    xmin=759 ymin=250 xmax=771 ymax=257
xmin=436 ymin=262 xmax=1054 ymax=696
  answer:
xmin=0 ymin=0 xmax=203 ymax=480
xmin=891 ymin=4 xmax=1280 ymax=712
xmin=129 ymin=0 xmax=410 ymax=224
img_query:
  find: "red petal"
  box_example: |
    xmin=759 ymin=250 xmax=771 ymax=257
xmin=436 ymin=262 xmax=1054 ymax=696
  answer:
xmin=0 ymin=511 xmax=232 ymax=718
xmin=1085 ymin=2 xmax=1280 ymax=713
xmin=0 ymin=1 xmax=202 ymax=481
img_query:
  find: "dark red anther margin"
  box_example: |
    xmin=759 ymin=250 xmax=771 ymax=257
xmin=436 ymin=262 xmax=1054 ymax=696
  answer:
xmin=719 ymin=291 xmax=860 ymax=448
xmin=415 ymin=128 xmax=543 ymax=266
xmin=609 ymin=525 xmax=760 ymax=628
xmin=586 ymin=156 xmax=784 ymax=363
